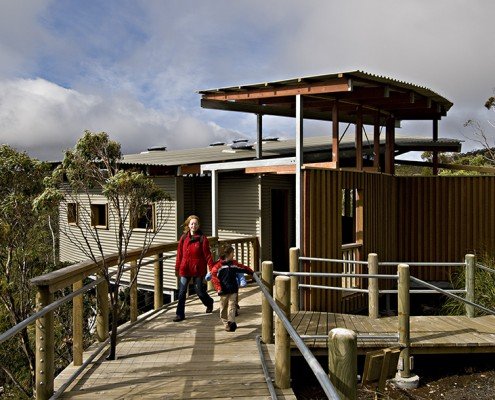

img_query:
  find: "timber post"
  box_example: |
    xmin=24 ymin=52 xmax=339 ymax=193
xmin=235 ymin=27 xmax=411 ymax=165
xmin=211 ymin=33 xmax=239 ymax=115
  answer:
xmin=275 ymin=275 xmax=291 ymax=389
xmin=35 ymin=285 xmax=54 ymax=400
xmin=72 ymin=280 xmax=83 ymax=366
xmin=96 ymin=275 xmax=109 ymax=342
xmin=368 ymin=253 xmax=379 ymax=318
xmin=130 ymin=260 xmax=138 ymax=322
xmin=154 ymin=253 xmax=164 ymax=309
xmin=289 ymin=247 xmax=300 ymax=313
xmin=261 ymin=261 xmax=274 ymax=344
xmin=328 ymin=328 xmax=357 ymax=400
xmin=465 ymin=254 xmax=475 ymax=318
xmin=398 ymin=264 xmax=411 ymax=378
xmin=252 ymin=237 xmax=260 ymax=272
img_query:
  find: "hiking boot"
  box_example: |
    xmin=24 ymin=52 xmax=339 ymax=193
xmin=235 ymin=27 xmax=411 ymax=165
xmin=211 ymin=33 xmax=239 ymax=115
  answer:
xmin=173 ymin=316 xmax=185 ymax=322
xmin=229 ymin=322 xmax=237 ymax=332
xmin=205 ymin=304 xmax=214 ymax=313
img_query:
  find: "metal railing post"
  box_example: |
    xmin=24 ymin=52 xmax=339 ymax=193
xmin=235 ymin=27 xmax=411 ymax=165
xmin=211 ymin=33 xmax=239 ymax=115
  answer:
xmin=261 ymin=261 xmax=274 ymax=344
xmin=465 ymin=254 xmax=475 ymax=318
xmin=398 ymin=264 xmax=411 ymax=378
xmin=290 ymin=247 xmax=300 ymax=312
xmin=154 ymin=253 xmax=164 ymax=309
xmin=368 ymin=253 xmax=379 ymax=318
xmin=35 ymin=286 xmax=54 ymax=400
xmin=275 ymin=275 xmax=291 ymax=389
xmin=328 ymin=328 xmax=357 ymax=400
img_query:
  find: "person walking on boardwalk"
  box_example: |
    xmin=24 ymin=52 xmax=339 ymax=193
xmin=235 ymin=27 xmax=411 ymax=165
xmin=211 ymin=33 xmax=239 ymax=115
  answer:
xmin=210 ymin=244 xmax=254 ymax=332
xmin=174 ymin=215 xmax=214 ymax=322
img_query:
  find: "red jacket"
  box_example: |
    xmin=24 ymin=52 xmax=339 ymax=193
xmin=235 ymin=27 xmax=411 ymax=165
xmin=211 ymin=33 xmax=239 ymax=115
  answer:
xmin=175 ymin=232 xmax=213 ymax=277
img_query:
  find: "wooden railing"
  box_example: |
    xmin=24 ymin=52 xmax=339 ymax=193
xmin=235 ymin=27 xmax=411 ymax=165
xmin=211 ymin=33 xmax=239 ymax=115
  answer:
xmin=1 ymin=236 xmax=259 ymax=400
xmin=341 ymin=242 xmax=362 ymax=290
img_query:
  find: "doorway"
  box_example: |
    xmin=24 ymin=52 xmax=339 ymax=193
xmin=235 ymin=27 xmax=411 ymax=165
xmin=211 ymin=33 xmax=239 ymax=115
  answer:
xmin=271 ymin=189 xmax=289 ymax=271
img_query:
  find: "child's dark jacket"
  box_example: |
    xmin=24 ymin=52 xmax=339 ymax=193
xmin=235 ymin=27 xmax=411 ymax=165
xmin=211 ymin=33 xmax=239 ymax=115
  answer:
xmin=211 ymin=259 xmax=254 ymax=295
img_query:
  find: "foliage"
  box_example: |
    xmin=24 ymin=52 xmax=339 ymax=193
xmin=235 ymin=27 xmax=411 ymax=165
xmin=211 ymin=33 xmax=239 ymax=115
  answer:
xmin=419 ymin=149 xmax=494 ymax=176
xmin=35 ymin=131 xmax=170 ymax=360
xmin=442 ymin=253 xmax=495 ymax=316
xmin=0 ymin=145 xmax=55 ymax=397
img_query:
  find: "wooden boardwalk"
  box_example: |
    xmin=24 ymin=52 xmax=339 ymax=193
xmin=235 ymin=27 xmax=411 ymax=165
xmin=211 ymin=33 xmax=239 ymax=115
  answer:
xmin=54 ymin=283 xmax=495 ymax=398
xmin=54 ymin=285 xmax=296 ymax=399
xmin=292 ymin=311 xmax=495 ymax=355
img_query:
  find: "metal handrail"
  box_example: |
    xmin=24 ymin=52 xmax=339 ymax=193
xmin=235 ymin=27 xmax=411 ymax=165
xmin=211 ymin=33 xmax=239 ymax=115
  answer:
xmin=477 ymin=263 xmax=495 ymax=274
xmin=255 ymin=335 xmax=278 ymax=400
xmin=299 ymin=256 xmax=369 ymax=265
xmin=252 ymin=273 xmax=340 ymax=400
xmin=379 ymin=261 xmax=466 ymax=267
xmin=274 ymin=271 xmax=397 ymax=279
xmin=410 ymin=276 xmax=495 ymax=316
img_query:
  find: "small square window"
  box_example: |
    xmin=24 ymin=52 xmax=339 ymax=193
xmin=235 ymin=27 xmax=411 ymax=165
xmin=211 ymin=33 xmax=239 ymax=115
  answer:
xmin=67 ymin=203 xmax=78 ymax=225
xmin=132 ymin=204 xmax=155 ymax=231
xmin=91 ymin=204 xmax=108 ymax=228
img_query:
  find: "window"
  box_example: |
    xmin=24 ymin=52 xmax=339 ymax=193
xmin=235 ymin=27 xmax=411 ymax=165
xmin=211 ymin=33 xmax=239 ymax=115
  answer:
xmin=67 ymin=203 xmax=78 ymax=225
xmin=132 ymin=204 xmax=155 ymax=231
xmin=91 ymin=204 xmax=108 ymax=228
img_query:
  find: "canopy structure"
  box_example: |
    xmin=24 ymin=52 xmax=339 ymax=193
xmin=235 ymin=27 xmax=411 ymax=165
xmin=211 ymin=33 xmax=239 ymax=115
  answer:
xmin=199 ymin=70 xmax=456 ymax=247
xmin=199 ymin=70 xmax=452 ymax=124
xmin=199 ymin=70 xmax=453 ymax=174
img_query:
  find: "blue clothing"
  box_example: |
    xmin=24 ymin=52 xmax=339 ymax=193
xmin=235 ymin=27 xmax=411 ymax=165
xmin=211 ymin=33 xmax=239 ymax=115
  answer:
xmin=176 ymin=276 xmax=213 ymax=319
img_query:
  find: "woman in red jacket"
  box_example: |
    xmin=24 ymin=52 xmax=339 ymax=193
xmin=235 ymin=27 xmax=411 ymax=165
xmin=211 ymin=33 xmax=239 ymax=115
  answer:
xmin=174 ymin=215 xmax=214 ymax=322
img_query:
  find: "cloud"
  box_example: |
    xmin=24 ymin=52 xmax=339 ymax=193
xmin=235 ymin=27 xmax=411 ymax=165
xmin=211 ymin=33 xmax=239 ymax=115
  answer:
xmin=0 ymin=0 xmax=494 ymax=161
xmin=0 ymin=78 xmax=241 ymax=160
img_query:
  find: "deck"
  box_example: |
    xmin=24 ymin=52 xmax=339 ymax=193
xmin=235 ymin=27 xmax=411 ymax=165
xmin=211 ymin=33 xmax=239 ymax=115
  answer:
xmin=292 ymin=312 xmax=495 ymax=355
xmin=54 ymin=285 xmax=296 ymax=399
xmin=54 ymin=283 xmax=495 ymax=399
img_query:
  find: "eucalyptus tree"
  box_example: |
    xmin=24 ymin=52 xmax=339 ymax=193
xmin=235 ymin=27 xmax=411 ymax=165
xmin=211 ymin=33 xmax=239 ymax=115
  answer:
xmin=0 ymin=145 xmax=53 ymax=397
xmin=35 ymin=131 xmax=170 ymax=360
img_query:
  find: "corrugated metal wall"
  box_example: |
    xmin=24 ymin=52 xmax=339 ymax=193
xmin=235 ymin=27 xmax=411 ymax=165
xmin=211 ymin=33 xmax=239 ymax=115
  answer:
xmin=59 ymin=177 xmax=179 ymax=290
xmin=218 ymin=175 xmax=260 ymax=239
xmin=397 ymin=175 xmax=495 ymax=280
xmin=302 ymin=169 xmax=495 ymax=313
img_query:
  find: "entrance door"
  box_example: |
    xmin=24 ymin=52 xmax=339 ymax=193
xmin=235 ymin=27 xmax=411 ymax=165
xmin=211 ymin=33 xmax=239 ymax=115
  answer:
xmin=271 ymin=189 xmax=289 ymax=271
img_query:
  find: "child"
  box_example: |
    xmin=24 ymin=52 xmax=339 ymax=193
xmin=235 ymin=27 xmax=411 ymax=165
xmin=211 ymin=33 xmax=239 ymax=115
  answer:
xmin=210 ymin=244 xmax=254 ymax=332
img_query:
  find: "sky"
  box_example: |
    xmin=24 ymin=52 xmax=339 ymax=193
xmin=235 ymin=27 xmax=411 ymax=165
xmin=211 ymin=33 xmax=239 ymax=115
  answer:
xmin=0 ymin=0 xmax=494 ymax=161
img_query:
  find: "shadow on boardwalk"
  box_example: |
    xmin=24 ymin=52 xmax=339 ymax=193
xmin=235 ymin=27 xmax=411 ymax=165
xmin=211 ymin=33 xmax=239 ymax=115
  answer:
xmin=54 ymin=285 xmax=296 ymax=399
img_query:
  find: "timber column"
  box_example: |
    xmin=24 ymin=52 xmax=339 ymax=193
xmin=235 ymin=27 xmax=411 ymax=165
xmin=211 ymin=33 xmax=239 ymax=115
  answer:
xmin=36 ymin=285 xmax=54 ymax=400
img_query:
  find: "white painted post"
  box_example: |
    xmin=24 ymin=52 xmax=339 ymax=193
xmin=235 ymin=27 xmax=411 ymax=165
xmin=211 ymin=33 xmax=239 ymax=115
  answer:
xmin=328 ymin=328 xmax=357 ymax=400
xmin=295 ymin=94 xmax=303 ymax=249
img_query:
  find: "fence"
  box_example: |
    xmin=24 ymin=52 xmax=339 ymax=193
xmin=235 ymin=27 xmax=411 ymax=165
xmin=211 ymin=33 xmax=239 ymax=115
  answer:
xmin=259 ymin=249 xmax=495 ymax=399
xmin=0 ymin=236 xmax=259 ymax=400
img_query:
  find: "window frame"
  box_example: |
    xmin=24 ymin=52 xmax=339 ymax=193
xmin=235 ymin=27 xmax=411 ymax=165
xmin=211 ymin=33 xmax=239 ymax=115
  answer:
xmin=90 ymin=203 xmax=109 ymax=229
xmin=67 ymin=202 xmax=79 ymax=225
xmin=131 ymin=203 xmax=156 ymax=232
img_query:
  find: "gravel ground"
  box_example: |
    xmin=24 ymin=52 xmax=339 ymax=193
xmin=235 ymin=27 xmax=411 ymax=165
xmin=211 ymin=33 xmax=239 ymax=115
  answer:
xmin=292 ymin=354 xmax=495 ymax=400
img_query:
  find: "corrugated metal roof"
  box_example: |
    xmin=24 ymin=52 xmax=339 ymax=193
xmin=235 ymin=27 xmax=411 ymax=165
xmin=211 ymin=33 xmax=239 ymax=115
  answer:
xmin=198 ymin=70 xmax=453 ymax=111
xmin=121 ymin=134 xmax=461 ymax=167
